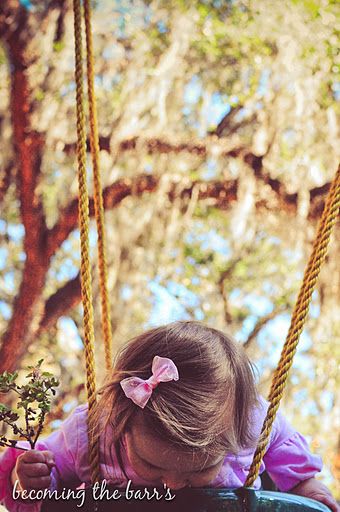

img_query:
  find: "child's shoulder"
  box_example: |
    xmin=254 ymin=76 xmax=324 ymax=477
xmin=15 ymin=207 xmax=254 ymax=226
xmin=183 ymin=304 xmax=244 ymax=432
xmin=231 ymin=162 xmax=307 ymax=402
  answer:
xmin=54 ymin=403 xmax=89 ymax=452
xmin=251 ymin=394 xmax=270 ymax=420
xmin=59 ymin=403 xmax=88 ymax=432
xmin=72 ymin=403 xmax=88 ymax=416
xmin=251 ymin=395 xmax=297 ymax=445
xmin=249 ymin=395 xmax=287 ymax=439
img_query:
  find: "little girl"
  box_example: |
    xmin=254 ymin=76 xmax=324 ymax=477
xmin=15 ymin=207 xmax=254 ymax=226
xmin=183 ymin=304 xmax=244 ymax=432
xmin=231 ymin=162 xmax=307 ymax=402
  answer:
xmin=0 ymin=321 xmax=338 ymax=511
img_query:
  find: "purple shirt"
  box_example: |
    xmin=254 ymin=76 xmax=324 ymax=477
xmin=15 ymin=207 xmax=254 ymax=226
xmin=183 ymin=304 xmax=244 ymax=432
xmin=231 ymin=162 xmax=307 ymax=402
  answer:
xmin=0 ymin=397 xmax=322 ymax=511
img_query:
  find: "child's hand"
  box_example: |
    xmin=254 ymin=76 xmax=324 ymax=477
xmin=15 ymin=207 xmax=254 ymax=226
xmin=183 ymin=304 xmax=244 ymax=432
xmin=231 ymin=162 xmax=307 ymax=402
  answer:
xmin=13 ymin=450 xmax=55 ymax=492
xmin=290 ymin=477 xmax=339 ymax=512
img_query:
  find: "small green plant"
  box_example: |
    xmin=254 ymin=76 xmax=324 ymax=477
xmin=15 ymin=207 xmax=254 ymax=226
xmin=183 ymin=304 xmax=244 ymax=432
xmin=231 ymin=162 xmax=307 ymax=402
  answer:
xmin=0 ymin=359 xmax=59 ymax=450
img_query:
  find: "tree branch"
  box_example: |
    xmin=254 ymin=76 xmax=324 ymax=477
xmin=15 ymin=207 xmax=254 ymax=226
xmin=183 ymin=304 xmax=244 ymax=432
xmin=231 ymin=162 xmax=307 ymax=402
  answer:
xmin=243 ymin=304 xmax=288 ymax=349
xmin=63 ymin=134 xmax=334 ymax=220
xmin=218 ymin=257 xmax=245 ymax=325
xmin=0 ymin=1 xmax=24 ymax=40
xmin=46 ymin=163 xmax=336 ymax=261
xmin=0 ymin=164 xmax=13 ymax=203
xmin=46 ymin=174 xmax=160 ymax=258
xmin=63 ymin=134 xmax=244 ymax=159
xmin=37 ymin=275 xmax=81 ymax=335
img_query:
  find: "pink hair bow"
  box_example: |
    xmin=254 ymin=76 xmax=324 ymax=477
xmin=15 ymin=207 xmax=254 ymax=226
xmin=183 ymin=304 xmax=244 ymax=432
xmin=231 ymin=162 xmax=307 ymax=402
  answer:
xmin=120 ymin=356 xmax=179 ymax=409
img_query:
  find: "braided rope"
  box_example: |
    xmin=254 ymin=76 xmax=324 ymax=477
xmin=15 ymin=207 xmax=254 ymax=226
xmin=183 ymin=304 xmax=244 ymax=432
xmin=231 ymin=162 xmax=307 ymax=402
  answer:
xmin=245 ymin=164 xmax=340 ymax=487
xmin=83 ymin=0 xmax=113 ymax=372
xmin=73 ymin=0 xmax=100 ymax=484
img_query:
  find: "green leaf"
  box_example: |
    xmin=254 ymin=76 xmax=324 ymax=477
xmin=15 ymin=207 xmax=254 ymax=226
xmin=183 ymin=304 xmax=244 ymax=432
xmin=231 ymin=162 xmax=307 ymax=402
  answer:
xmin=42 ymin=372 xmax=53 ymax=377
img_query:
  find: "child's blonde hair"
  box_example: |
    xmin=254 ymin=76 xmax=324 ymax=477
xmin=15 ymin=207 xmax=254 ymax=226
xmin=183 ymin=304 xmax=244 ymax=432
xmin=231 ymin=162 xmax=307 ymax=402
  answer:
xmin=94 ymin=321 xmax=259 ymax=471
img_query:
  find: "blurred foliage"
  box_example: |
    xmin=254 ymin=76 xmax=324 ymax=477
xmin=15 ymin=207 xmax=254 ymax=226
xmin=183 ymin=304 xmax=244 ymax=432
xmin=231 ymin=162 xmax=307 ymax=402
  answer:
xmin=0 ymin=0 xmax=339 ymax=497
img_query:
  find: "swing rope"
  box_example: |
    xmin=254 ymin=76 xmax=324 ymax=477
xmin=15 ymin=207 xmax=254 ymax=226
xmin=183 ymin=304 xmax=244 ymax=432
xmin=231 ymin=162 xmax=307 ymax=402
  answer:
xmin=73 ymin=0 xmax=114 ymax=483
xmin=245 ymin=164 xmax=340 ymax=487
xmin=83 ymin=0 xmax=113 ymax=373
xmin=73 ymin=0 xmax=99 ymax=484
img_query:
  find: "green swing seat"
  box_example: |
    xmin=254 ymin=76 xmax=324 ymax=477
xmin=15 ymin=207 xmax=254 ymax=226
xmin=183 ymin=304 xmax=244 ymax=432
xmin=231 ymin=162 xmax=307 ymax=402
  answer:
xmin=41 ymin=486 xmax=331 ymax=511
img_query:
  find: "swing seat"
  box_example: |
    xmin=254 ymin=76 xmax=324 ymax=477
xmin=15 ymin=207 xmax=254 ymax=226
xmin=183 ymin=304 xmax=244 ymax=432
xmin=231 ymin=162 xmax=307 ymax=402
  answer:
xmin=41 ymin=486 xmax=331 ymax=511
